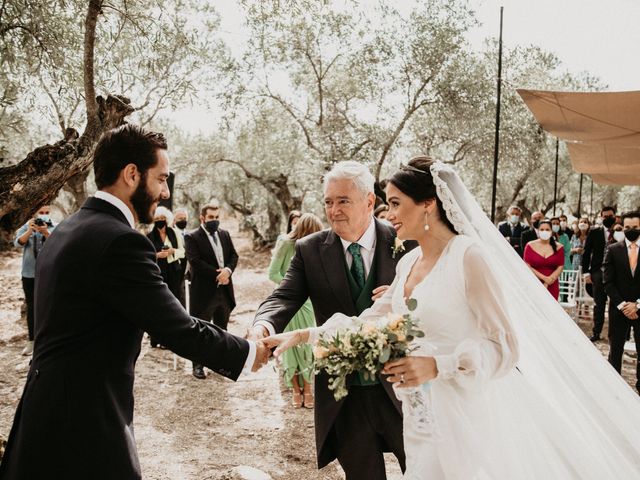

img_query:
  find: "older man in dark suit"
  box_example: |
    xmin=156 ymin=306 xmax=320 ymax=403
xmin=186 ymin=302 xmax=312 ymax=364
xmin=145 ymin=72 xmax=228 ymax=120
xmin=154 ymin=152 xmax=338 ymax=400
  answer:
xmin=498 ymin=205 xmax=528 ymax=257
xmin=185 ymin=203 xmax=239 ymax=379
xmin=0 ymin=125 xmax=269 ymax=480
xmin=249 ymin=161 xmax=416 ymax=480
xmin=603 ymin=211 xmax=640 ymax=393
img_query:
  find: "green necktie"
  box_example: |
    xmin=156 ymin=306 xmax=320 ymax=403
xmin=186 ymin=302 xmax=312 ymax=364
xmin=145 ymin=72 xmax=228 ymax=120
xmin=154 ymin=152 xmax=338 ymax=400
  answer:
xmin=348 ymin=243 xmax=366 ymax=289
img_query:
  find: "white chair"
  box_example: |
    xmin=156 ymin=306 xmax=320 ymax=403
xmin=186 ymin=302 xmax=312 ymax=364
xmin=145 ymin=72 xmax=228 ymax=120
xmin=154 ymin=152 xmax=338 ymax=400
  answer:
xmin=574 ymin=267 xmax=595 ymax=320
xmin=559 ymin=269 xmax=579 ymax=319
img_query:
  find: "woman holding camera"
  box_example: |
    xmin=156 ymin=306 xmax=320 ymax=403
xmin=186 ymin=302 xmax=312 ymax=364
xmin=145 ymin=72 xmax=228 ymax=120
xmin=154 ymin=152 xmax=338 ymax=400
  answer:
xmin=13 ymin=205 xmax=56 ymax=356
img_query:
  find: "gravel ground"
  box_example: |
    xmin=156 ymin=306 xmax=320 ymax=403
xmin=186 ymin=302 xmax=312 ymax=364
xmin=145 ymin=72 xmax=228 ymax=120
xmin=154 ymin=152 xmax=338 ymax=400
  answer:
xmin=0 ymin=224 xmax=636 ymax=479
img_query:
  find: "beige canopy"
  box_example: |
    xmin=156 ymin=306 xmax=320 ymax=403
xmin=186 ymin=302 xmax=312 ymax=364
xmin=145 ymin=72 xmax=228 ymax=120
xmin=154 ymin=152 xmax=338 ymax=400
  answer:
xmin=517 ymin=89 xmax=640 ymax=185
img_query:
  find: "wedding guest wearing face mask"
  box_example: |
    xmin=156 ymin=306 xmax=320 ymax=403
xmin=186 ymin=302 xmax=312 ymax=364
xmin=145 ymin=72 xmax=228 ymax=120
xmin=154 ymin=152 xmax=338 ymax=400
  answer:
xmin=610 ymin=223 xmax=626 ymax=245
xmin=582 ymin=206 xmax=617 ymax=342
xmin=558 ymin=214 xmax=572 ymax=238
xmin=570 ymin=218 xmax=590 ymax=270
xmin=173 ymin=207 xmax=189 ymax=236
xmin=146 ymin=207 xmax=186 ymax=347
xmin=520 ymin=210 xmax=544 ymax=251
xmin=185 ymin=203 xmax=239 ymax=379
xmin=498 ymin=205 xmax=527 ymax=257
xmin=551 ymin=217 xmax=572 ymax=271
xmin=523 ymin=219 xmax=565 ymax=300
xmin=602 ymin=211 xmax=640 ymax=393
xmin=13 ymin=205 xmax=56 ymax=356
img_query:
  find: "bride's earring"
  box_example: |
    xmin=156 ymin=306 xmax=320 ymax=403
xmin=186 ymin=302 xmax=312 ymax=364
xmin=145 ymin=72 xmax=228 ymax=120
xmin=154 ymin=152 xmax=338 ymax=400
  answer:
xmin=424 ymin=213 xmax=430 ymax=231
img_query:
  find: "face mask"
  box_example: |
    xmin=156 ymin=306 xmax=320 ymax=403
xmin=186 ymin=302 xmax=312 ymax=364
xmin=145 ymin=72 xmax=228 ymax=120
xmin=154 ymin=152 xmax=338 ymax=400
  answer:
xmin=154 ymin=220 xmax=167 ymax=229
xmin=602 ymin=217 xmax=616 ymax=229
xmin=539 ymin=231 xmax=552 ymax=241
xmin=510 ymin=215 xmax=519 ymax=224
xmin=560 ymin=221 xmax=567 ymax=229
xmin=205 ymin=220 xmax=219 ymax=234
xmin=578 ymin=223 xmax=589 ymax=231
xmin=552 ymin=225 xmax=560 ymax=233
xmin=37 ymin=214 xmax=51 ymax=223
xmin=532 ymin=220 xmax=540 ymax=229
xmin=625 ymin=229 xmax=640 ymax=242
xmin=175 ymin=220 xmax=187 ymax=230
xmin=613 ymin=231 xmax=626 ymax=242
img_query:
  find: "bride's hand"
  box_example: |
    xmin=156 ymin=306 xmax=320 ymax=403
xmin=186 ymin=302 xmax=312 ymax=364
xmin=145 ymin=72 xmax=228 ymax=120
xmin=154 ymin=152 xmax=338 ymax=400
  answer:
xmin=261 ymin=330 xmax=309 ymax=359
xmin=382 ymin=356 xmax=438 ymax=388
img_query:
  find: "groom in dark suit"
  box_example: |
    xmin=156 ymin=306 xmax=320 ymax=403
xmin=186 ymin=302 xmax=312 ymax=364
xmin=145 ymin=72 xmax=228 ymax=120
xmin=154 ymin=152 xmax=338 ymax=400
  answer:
xmin=603 ymin=211 xmax=640 ymax=393
xmin=0 ymin=124 xmax=269 ymax=480
xmin=250 ymin=161 xmax=415 ymax=479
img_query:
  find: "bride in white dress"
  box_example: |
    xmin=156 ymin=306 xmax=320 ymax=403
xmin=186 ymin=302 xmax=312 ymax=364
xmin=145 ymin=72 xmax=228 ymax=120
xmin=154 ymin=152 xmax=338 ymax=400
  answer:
xmin=265 ymin=157 xmax=640 ymax=479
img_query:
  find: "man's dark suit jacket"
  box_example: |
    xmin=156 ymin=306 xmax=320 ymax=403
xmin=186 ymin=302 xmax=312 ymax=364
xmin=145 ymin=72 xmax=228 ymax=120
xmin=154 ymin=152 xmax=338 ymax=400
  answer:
xmin=603 ymin=241 xmax=640 ymax=312
xmin=184 ymin=226 xmax=238 ymax=315
xmin=520 ymin=227 xmax=538 ymax=251
xmin=253 ymin=219 xmax=415 ymax=468
xmin=498 ymin=221 xmax=528 ymax=256
xmin=0 ymin=197 xmax=250 ymax=480
xmin=582 ymin=227 xmax=608 ymax=274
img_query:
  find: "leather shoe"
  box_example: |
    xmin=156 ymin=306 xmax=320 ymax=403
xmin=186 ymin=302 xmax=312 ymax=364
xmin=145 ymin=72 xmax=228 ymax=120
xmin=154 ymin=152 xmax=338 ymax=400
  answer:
xmin=192 ymin=366 xmax=206 ymax=379
xmin=589 ymin=335 xmax=601 ymax=342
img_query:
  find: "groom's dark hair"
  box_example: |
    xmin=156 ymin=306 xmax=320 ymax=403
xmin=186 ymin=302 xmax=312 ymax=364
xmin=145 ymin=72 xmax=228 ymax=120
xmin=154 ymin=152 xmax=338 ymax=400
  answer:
xmin=93 ymin=124 xmax=168 ymax=189
xmin=389 ymin=156 xmax=457 ymax=234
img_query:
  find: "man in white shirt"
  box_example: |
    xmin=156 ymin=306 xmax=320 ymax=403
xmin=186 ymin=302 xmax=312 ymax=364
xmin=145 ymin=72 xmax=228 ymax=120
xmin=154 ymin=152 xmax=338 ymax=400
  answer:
xmin=603 ymin=211 xmax=640 ymax=394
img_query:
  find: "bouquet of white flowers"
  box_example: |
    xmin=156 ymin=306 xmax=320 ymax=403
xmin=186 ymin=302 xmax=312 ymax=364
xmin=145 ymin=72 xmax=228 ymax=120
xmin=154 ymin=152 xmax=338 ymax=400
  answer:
xmin=313 ymin=299 xmax=425 ymax=401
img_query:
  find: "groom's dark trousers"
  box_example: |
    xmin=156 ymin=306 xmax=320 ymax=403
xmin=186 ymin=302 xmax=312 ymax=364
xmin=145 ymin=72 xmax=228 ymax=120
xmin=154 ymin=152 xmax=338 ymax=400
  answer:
xmin=0 ymin=197 xmax=250 ymax=480
xmin=254 ymin=218 xmax=416 ymax=479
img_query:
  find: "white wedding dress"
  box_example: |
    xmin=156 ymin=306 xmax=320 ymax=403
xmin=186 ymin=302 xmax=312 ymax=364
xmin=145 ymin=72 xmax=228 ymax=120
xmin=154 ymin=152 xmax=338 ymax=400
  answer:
xmin=309 ymin=162 xmax=640 ymax=479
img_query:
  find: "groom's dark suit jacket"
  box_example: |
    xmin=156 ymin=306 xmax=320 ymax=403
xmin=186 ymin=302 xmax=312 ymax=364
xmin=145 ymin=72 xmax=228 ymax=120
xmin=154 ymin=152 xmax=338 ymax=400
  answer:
xmin=0 ymin=197 xmax=250 ymax=480
xmin=254 ymin=218 xmax=415 ymax=468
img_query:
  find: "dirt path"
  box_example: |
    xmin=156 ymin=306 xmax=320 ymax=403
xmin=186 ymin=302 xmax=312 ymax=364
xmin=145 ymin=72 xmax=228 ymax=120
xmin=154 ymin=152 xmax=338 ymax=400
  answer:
xmin=0 ymin=224 xmax=636 ymax=479
xmin=0 ymin=225 xmax=402 ymax=479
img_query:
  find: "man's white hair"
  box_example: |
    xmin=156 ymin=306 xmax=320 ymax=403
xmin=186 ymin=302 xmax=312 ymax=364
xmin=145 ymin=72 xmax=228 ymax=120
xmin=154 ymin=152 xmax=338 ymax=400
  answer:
xmin=174 ymin=207 xmax=188 ymax=216
xmin=154 ymin=205 xmax=174 ymax=226
xmin=323 ymin=161 xmax=375 ymax=196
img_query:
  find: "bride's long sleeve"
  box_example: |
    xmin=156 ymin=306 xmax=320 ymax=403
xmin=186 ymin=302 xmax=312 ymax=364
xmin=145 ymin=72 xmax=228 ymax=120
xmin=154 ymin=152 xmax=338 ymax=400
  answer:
xmin=434 ymin=245 xmax=519 ymax=389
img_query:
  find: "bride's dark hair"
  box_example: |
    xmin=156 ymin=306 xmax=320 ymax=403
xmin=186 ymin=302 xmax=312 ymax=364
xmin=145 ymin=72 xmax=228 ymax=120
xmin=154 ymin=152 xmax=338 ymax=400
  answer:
xmin=388 ymin=156 xmax=458 ymax=234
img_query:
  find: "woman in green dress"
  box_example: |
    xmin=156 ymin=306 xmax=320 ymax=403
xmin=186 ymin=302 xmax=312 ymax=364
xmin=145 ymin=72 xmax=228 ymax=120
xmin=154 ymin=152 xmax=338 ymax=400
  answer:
xmin=268 ymin=213 xmax=324 ymax=408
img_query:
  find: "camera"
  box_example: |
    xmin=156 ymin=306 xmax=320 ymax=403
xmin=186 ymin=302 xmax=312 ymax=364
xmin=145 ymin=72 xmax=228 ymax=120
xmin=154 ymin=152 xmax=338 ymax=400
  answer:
xmin=34 ymin=218 xmax=46 ymax=227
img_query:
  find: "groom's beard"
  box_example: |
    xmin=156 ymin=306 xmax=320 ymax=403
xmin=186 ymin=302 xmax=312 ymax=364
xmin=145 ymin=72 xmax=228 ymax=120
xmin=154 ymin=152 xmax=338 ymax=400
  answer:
xmin=130 ymin=174 xmax=160 ymax=224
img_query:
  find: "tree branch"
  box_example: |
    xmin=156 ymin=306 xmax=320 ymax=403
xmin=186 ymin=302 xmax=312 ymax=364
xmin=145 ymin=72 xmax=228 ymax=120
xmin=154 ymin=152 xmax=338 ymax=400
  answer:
xmin=83 ymin=0 xmax=102 ymax=129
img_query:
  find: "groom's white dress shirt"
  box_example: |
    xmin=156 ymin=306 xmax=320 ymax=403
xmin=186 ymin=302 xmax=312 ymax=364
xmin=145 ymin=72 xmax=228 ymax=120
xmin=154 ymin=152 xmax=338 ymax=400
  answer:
xmin=257 ymin=216 xmax=378 ymax=337
xmin=93 ymin=191 xmax=256 ymax=374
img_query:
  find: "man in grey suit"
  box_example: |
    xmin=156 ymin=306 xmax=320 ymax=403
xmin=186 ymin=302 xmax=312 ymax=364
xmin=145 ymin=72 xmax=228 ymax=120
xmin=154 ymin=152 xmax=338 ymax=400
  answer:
xmin=249 ymin=161 xmax=415 ymax=479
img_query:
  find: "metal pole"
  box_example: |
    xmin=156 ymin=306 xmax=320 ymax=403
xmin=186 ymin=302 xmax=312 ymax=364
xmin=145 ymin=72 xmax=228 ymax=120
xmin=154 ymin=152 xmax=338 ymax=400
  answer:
xmin=577 ymin=173 xmax=584 ymax=216
xmin=553 ymin=138 xmax=559 ymax=216
xmin=490 ymin=6 xmax=504 ymax=223
xmin=590 ymin=178 xmax=594 ymax=218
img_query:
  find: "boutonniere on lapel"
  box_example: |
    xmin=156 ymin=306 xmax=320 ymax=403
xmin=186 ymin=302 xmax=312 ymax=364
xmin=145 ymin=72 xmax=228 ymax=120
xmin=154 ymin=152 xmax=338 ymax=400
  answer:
xmin=391 ymin=236 xmax=405 ymax=259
